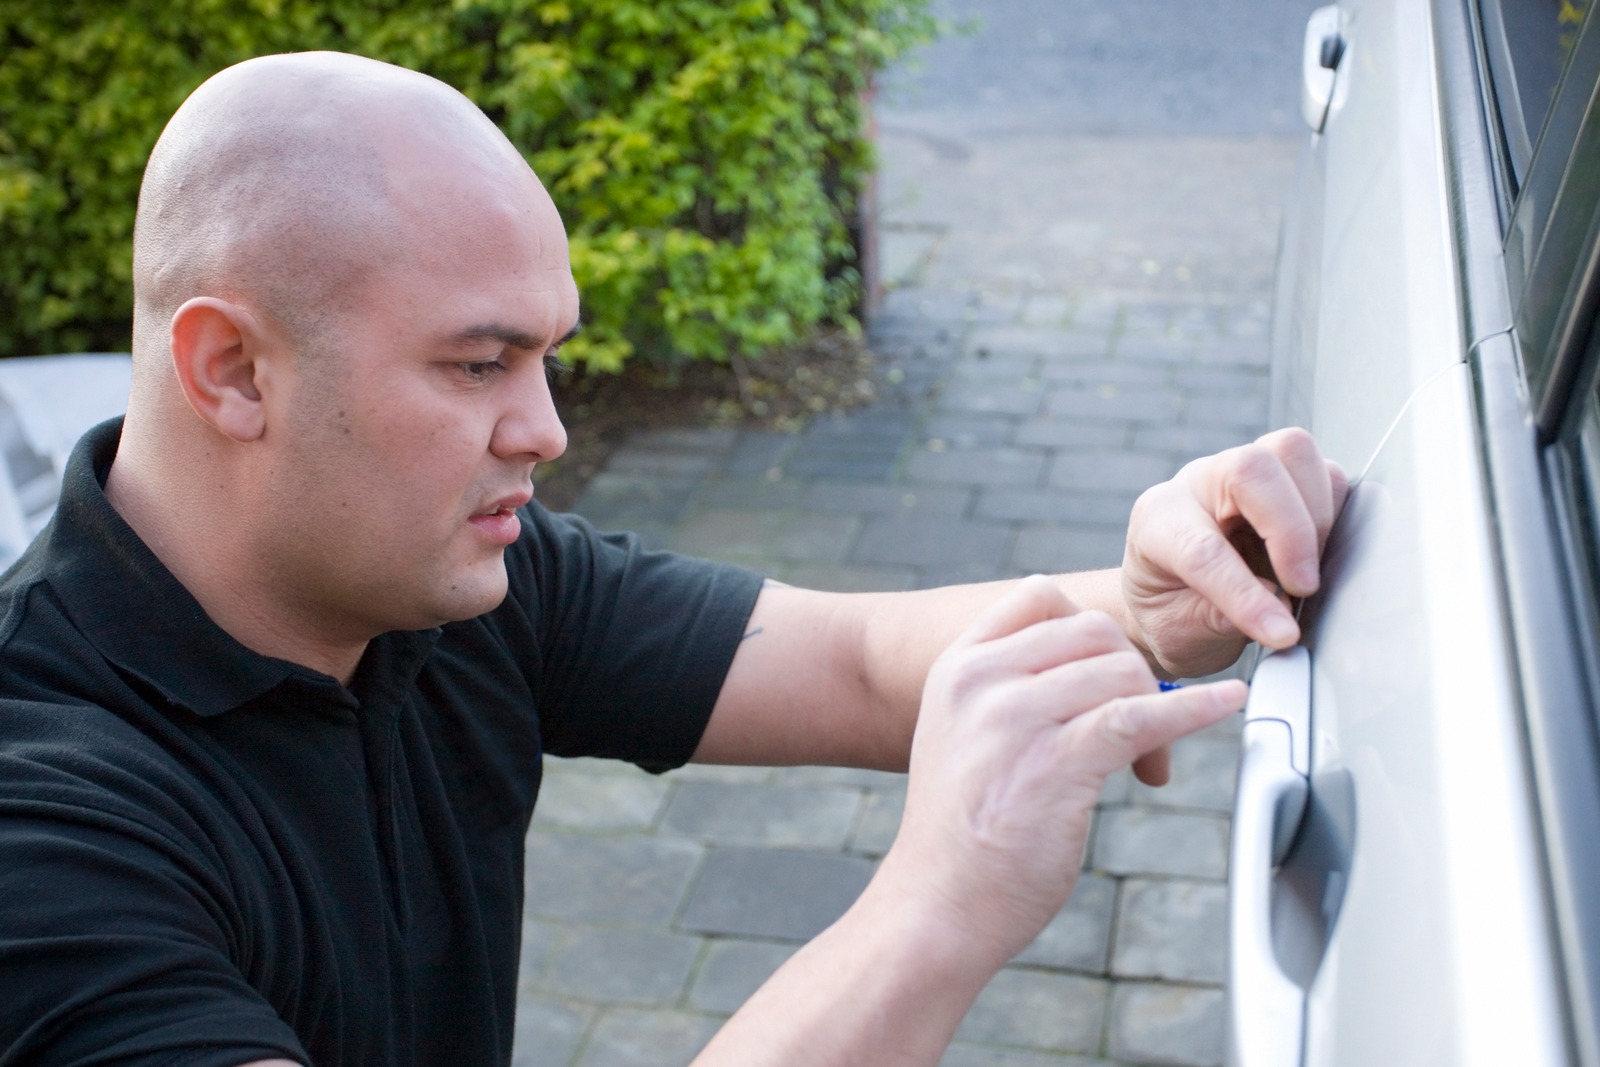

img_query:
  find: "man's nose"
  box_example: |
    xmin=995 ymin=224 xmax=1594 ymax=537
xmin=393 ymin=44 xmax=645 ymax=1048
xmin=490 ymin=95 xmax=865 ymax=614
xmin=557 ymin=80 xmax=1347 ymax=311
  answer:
xmin=490 ymin=363 xmax=567 ymax=463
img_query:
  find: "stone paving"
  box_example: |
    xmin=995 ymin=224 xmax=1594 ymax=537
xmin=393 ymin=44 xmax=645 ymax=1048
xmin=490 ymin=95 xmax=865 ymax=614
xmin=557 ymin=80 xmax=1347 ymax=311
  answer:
xmin=511 ymin=11 xmax=1302 ymax=1063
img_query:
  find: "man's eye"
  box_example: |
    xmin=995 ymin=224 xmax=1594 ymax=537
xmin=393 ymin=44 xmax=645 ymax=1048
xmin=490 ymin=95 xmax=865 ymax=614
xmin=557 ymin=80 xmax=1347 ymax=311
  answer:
xmin=460 ymin=360 xmax=506 ymax=382
xmin=544 ymin=353 xmax=572 ymax=382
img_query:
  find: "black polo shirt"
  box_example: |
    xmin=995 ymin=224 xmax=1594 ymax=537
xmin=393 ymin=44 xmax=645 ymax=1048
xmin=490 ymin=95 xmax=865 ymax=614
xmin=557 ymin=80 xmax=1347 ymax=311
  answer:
xmin=0 ymin=419 xmax=763 ymax=1067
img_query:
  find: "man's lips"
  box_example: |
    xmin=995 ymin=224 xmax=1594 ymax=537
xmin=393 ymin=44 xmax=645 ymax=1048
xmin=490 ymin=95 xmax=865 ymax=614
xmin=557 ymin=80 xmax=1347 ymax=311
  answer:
xmin=481 ymin=489 xmax=534 ymax=514
xmin=469 ymin=490 xmax=532 ymax=545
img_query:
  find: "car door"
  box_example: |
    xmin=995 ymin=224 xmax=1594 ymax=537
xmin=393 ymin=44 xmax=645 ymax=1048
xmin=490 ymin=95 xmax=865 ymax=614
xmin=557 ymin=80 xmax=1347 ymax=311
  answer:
xmin=1233 ymin=0 xmax=1600 ymax=1064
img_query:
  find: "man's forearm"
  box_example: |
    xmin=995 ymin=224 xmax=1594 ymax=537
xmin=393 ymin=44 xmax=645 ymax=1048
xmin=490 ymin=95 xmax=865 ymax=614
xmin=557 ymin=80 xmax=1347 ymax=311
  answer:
xmin=696 ymin=569 xmax=1138 ymax=771
xmin=689 ymin=861 xmax=997 ymax=1066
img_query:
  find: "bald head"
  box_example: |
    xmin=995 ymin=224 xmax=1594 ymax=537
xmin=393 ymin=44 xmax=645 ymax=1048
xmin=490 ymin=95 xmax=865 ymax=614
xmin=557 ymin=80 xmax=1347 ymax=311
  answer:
xmin=132 ymin=52 xmax=542 ymax=366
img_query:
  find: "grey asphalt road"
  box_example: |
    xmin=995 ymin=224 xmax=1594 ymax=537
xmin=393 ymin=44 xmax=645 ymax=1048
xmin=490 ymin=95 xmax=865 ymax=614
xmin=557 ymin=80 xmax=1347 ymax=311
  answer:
xmin=881 ymin=0 xmax=1316 ymax=135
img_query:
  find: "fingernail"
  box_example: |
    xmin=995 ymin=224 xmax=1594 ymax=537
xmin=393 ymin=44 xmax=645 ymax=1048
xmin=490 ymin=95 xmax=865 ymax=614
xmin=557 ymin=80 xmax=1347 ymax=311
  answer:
xmin=1262 ymin=612 xmax=1298 ymax=646
xmin=1294 ymin=563 xmax=1320 ymax=591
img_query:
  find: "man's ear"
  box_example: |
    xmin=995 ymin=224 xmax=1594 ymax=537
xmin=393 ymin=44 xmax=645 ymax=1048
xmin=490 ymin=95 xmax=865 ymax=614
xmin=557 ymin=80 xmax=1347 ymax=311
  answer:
xmin=169 ymin=297 xmax=276 ymax=442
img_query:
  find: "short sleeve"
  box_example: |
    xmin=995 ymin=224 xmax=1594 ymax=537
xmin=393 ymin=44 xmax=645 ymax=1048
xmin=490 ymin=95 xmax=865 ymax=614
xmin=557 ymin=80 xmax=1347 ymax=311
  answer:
xmin=501 ymin=504 xmax=763 ymax=772
xmin=0 ymin=739 xmax=309 ymax=1067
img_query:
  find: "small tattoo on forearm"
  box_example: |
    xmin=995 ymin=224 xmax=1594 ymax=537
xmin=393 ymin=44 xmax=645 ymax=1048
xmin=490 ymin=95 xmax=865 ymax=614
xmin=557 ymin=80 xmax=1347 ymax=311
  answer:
xmin=741 ymin=627 xmax=765 ymax=642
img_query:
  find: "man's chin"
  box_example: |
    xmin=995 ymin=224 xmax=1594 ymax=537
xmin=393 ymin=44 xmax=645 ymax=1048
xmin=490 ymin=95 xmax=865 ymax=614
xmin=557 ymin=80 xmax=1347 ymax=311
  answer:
xmin=435 ymin=561 xmax=511 ymax=624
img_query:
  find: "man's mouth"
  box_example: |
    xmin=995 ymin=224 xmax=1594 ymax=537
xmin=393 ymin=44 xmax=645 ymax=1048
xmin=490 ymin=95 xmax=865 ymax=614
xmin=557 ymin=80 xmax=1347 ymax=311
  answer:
xmin=469 ymin=492 xmax=532 ymax=545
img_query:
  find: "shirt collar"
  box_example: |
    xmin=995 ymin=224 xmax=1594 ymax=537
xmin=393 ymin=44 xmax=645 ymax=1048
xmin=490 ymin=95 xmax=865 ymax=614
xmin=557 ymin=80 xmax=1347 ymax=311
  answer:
xmin=32 ymin=418 xmax=438 ymax=716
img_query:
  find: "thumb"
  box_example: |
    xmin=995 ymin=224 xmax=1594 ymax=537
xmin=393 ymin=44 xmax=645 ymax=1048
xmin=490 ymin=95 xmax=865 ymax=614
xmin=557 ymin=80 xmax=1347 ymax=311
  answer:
xmin=955 ymin=574 xmax=1080 ymax=650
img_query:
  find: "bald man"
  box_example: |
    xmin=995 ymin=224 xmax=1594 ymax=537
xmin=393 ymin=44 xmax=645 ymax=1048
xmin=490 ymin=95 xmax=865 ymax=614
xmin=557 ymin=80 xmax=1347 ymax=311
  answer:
xmin=0 ymin=52 xmax=1345 ymax=1067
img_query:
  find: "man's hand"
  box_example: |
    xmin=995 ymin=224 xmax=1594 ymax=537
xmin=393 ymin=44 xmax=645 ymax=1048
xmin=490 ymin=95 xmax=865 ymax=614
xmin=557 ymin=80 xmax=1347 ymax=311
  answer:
xmin=879 ymin=575 xmax=1246 ymax=969
xmin=692 ymin=577 xmax=1244 ymax=1065
xmin=1123 ymin=427 xmax=1348 ymax=680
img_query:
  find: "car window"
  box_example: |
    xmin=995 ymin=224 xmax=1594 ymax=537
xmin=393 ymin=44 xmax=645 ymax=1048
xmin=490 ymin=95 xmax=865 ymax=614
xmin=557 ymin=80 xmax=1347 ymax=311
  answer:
xmin=1479 ymin=0 xmax=1593 ymax=191
xmin=1501 ymin=0 xmax=1600 ymax=422
xmin=1575 ymin=384 xmax=1600 ymax=537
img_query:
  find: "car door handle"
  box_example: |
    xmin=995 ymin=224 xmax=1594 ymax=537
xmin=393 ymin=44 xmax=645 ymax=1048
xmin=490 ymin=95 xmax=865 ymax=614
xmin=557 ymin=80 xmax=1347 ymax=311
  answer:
xmin=1302 ymin=5 xmax=1345 ymax=132
xmin=1227 ymin=647 xmax=1311 ymax=1067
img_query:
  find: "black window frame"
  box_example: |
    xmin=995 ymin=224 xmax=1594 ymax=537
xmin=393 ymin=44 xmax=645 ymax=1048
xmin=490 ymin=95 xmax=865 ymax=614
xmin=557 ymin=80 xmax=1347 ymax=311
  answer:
xmin=1496 ymin=0 xmax=1600 ymax=438
xmin=1446 ymin=1 xmax=1600 ymax=1062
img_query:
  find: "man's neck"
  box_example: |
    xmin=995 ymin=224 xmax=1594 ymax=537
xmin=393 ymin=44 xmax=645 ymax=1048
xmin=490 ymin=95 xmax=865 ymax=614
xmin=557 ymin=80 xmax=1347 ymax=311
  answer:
xmin=104 ymin=431 xmax=368 ymax=686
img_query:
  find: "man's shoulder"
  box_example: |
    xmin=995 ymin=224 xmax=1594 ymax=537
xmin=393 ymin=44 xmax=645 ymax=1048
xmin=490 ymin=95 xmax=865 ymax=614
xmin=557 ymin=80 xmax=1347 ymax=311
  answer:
xmin=0 ymin=560 xmax=108 ymax=702
xmin=0 ymin=532 xmax=56 ymax=642
xmin=0 ymin=559 xmax=198 ymax=797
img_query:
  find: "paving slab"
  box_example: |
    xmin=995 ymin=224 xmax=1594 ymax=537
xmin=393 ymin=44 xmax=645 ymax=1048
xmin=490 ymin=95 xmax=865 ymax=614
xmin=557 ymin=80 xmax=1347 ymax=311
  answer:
xmin=541 ymin=928 xmax=702 ymax=1004
xmin=906 ymin=445 xmax=1047 ymax=487
xmin=1111 ymin=880 xmax=1230 ymax=985
xmin=1011 ymin=523 xmax=1129 ymax=575
xmin=1106 ymin=983 xmax=1226 ymax=1067
xmin=523 ymin=832 xmax=703 ymax=925
xmin=942 ymin=1047 xmax=1129 ymax=1067
xmin=688 ymin=940 xmax=801 ymax=1014
xmin=1047 ymin=450 xmax=1181 ymax=495
xmin=1090 ymin=810 xmax=1231 ymax=881
xmin=575 ymin=1008 xmax=721 ymax=1067
xmin=803 ymin=480 xmax=973 ymax=517
xmin=531 ymin=767 xmax=670 ymax=832
xmin=1012 ymin=418 xmax=1133 ymax=451
xmin=510 ymin=998 xmax=591 ymax=1067
xmin=671 ymin=510 xmax=860 ymax=564
xmin=518 ymin=919 xmax=563 ymax=991
xmin=852 ymin=514 xmax=1014 ymax=571
xmin=924 ymin=411 xmax=1025 ymax=447
xmin=659 ymin=781 xmax=862 ymax=850
xmin=678 ymin=848 xmax=877 ymax=941
xmin=1048 ymin=384 xmax=1185 ymax=423
xmin=955 ymin=969 xmax=1109 ymax=1053
xmin=978 ymin=488 xmax=1137 ymax=526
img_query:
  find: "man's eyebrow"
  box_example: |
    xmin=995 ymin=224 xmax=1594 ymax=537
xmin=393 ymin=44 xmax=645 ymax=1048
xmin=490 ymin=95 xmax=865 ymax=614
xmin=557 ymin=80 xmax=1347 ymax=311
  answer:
xmin=447 ymin=320 xmax=581 ymax=351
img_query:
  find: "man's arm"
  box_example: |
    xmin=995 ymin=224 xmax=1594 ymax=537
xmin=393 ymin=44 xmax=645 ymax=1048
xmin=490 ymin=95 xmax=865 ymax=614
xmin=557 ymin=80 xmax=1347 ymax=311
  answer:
xmin=693 ymin=426 xmax=1346 ymax=773
xmin=692 ymin=578 xmax=1246 ymax=1065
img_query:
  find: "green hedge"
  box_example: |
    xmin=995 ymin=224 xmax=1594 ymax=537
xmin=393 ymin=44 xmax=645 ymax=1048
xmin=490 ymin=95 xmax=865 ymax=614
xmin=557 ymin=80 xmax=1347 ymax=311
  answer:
xmin=0 ymin=0 xmax=934 ymax=367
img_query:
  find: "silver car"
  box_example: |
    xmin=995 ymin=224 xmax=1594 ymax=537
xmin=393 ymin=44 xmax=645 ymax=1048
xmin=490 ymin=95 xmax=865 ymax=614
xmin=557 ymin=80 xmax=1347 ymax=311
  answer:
xmin=1231 ymin=0 xmax=1600 ymax=1064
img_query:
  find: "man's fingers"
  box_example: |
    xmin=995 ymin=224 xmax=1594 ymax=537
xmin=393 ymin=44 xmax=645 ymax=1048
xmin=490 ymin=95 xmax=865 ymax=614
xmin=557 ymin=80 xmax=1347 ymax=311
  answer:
xmin=955 ymin=574 xmax=1079 ymax=648
xmin=1061 ymin=680 xmax=1247 ymax=779
xmin=1156 ymin=501 xmax=1300 ymax=648
xmin=1259 ymin=428 xmax=1337 ymax=530
xmin=1253 ymin=428 xmax=1346 ymax=595
xmin=1326 ymin=457 xmax=1350 ymax=515
xmin=975 ymin=610 xmax=1132 ymax=677
xmin=1028 ymin=649 xmax=1158 ymax=721
xmin=1220 ymin=449 xmax=1321 ymax=598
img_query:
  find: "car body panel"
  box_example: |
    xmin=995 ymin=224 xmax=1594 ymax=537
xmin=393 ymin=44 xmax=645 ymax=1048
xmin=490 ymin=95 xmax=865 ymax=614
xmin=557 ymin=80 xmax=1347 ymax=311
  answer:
xmin=1245 ymin=0 xmax=1596 ymax=1062
xmin=1275 ymin=0 xmax=1464 ymax=475
xmin=1296 ymin=362 xmax=1566 ymax=1066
